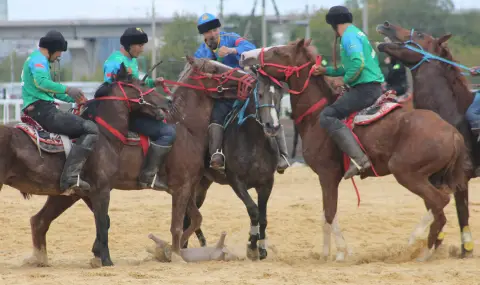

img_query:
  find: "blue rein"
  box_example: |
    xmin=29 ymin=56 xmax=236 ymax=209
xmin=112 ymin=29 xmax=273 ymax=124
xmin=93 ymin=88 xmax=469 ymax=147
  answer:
xmin=403 ymin=29 xmax=477 ymax=75
xmin=237 ymin=82 xmax=275 ymax=126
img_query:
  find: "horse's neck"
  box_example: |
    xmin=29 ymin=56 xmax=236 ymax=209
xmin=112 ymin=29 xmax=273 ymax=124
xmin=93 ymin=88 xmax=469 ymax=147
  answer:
xmin=288 ymin=73 xmax=329 ymax=126
xmin=173 ymin=87 xmax=213 ymax=136
xmin=95 ymin=102 xmax=130 ymax=147
xmin=412 ymin=64 xmax=471 ymax=117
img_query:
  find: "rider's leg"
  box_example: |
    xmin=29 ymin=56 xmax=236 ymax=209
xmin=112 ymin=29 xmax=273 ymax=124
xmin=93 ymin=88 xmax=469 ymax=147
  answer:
xmin=208 ymin=99 xmax=234 ymax=170
xmin=26 ymin=101 xmax=99 ymax=194
xmin=130 ymin=115 xmax=176 ymax=190
xmin=319 ymin=83 xmax=382 ymax=179
xmin=274 ymin=125 xmax=290 ymax=174
xmin=465 ymin=91 xmax=480 ymax=176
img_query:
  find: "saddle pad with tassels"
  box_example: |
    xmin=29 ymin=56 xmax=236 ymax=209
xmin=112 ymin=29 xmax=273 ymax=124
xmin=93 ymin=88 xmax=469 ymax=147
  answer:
xmin=352 ymin=90 xmax=402 ymax=126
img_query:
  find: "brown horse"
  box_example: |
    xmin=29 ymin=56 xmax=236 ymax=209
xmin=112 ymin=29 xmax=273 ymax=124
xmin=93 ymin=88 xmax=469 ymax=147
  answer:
xmin=25 ymin=56 xmax=257 ymax=266
xmin=376 ymin=21 xmax=475 ymax=257
xmin=1 ymin=63 xmax=167 ymax=267
xmin=240 ymin=39 xmax=467 ymax=261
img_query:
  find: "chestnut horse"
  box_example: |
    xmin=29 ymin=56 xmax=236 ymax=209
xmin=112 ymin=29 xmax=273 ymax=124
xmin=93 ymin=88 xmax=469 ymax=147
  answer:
xmin=376 ymin=21 xmax=475 ymax=257
xmin=240 ymin=39 xmax=467 ymax=261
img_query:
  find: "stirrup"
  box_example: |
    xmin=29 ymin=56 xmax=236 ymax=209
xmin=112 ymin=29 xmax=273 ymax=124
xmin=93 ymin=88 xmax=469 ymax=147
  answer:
xmin=210 ymin=149 xmax=225 ymax=169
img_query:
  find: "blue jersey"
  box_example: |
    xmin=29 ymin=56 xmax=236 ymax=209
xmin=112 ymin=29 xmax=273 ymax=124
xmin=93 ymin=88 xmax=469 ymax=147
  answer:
xmin=194 ymin=32 xmax=256 ymax=68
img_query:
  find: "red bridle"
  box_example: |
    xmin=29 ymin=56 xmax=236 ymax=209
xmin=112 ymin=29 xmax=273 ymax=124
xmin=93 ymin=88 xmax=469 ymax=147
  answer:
xmin=76 ymin=81 xmax=157 ymax=144
xmin=155 ymin=66 xmax=256 ymax=100
xmin=256 ymin=47 xmax=327 ymax=125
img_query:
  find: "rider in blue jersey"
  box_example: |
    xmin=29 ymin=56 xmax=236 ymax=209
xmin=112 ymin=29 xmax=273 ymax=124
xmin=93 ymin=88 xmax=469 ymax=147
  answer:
xmin=194 ymin=13 xmax=290 ymax=174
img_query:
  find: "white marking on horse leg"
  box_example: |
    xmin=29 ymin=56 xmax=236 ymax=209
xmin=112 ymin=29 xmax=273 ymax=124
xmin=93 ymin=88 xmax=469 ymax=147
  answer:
xmin=258 ymin=239 xmax=267 ymax=249
xmin=409 ymin=210 xmax=434 ymax=245
xmin=462 ymin=226 xmax=474 ymax=253
xmin=321 ymin=212 xmax=332 ymax=260
xmin=332 ymin=214 xmax=349 ymax=261
xmin=270 ymin=99 xmax=279 ymax=128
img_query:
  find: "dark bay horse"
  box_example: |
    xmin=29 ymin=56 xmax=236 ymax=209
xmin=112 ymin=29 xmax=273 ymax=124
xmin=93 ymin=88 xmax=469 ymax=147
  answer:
xmin=240 ymin=39 xmax=468 ymax=261
xmin=26 ymin=56 xmax=256 ymax=266
xmin=0 ymin=63 xmax=167 ymax=267
xmin=376 ymin=22 xmax=475 ymax=257
xmin=183 ymin=66 xmax=285 ymax=260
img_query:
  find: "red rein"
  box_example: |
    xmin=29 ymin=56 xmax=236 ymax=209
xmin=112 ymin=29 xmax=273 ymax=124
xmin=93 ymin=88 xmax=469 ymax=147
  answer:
xmin=76 ymin=81 xmax=156 ymax=144
xmin=155 ymin=68 xmax=255 ymax=100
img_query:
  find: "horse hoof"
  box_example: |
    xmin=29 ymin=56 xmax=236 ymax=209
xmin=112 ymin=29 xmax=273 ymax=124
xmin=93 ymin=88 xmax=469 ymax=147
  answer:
xmin=461 ymin=247 xmax=474 ymax=259
xmin=90 ymin=257 xmax=102 ymax=268
xmin=416 ymin=247 xmax=435 ymax=262
xmin=246 ymin=245 xmax=259 ymax=261
xmin=259 ymin=247 xmax=268 ymax=260
xmin=335 ymin=251 xmax=346 ymax=262
xmin=23 ymin=256 xmax=49 ymax=267
xmin=102 ymin=258 xmax=114 ymax=267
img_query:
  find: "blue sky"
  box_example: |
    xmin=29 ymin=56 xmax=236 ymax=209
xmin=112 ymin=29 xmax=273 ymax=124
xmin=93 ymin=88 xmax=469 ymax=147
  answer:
xmin=7 ymin=0 xmax=480 ymax=21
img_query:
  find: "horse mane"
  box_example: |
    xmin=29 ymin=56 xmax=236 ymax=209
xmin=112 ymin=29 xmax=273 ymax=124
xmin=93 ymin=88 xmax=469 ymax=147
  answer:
xmin=437 ymin=44 xmax=474 ymax=111
xmin=166 ymin=61 xmax=196 ymax=123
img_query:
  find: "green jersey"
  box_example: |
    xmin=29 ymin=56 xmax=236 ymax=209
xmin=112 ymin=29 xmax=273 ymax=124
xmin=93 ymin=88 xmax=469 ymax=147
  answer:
xmin=21 ymin=49 xmax=74 ymax=110
xmin=103 ymin=51 xmax=155 ymax=88
xmin=326 ymin=25 xmax=384 ymax=86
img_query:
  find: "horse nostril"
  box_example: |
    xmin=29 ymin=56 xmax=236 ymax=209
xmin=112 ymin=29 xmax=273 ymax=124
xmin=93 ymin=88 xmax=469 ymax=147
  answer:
xmin=265 ymin=122 xmax=272 ymax=128
xmin=384 ymin=21 xmax=390 ymax=28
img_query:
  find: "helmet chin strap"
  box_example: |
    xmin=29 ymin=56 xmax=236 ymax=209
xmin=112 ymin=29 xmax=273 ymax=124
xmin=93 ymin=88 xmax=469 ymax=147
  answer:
xmin=126 ymin=46 xmax=136 ymax=59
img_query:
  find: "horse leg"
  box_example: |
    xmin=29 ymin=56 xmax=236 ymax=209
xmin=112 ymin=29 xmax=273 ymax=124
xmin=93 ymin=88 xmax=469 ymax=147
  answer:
xmin=180 ymin=195 xmax=203 ymax=248
xmin=27 ymin=195 xmax=80 ymax=267
xmin=182 ymin=176 xmax=211 ymax=248
xmin=256 ymin=179 xmax=273 ymax=260
xmin=291 ymin=124 xmax=298 ymax=158
xmin=81 ymin=196 xmax=113 ymax=260
xmin=318 ymin=167 xmax=347 ymax=262
xmin=392 ymin=172 xmax=450 ymax=261
xmin=229 ymin=176 xmax=260 ymax=261
xmin=453 ymin=189 xmax=473 ymax=257
xmin=170 ymin=183 xmax=193 ymax=260
xmin=89 ymin=189 xmax=113 ymax=267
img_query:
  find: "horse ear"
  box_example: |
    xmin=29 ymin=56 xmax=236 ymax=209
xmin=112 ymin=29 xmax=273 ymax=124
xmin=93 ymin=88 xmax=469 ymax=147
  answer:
xmin=438 ymin=33 xmax=452 ymax=46
xmin=304 ymin=39 xmax=312 ymax=46
xmin=116 ymin=62 xmax=128 ymax=80
xmin=186 ymin=55 xmax=195 ymax=65
xmin=296 ymin=39 xmax=305 ymax=49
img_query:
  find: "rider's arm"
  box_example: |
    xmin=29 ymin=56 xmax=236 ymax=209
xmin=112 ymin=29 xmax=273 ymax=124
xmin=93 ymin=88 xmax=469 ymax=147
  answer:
xmin=144 ymin=77 xmax=155 ymax=88
xmin=53 ymin=93 xmax=75 ymax=102
xmin=229 ymin=35 xmax=256 ymax=60
xmin=29 ymin=56 xmax=69 ymax=96
xmin=341 ymin=34 xmax=365 ymax=84
xmin=325 ymin=65 xmax=345 ymax=77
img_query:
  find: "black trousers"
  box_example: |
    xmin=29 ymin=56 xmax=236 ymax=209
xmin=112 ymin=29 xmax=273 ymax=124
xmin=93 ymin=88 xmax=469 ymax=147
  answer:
xmin=319 ymin=83 xmax=383 ymax=132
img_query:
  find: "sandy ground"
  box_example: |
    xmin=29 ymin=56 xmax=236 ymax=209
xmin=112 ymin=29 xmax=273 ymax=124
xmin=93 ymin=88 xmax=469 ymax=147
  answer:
xmin=1 ymin=166 xmax=480 ymax=285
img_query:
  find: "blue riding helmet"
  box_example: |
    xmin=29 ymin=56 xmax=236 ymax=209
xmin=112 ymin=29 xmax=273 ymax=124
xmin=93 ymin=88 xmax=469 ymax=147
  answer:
xmin=197 ymin=13 xmax=221 ymax=34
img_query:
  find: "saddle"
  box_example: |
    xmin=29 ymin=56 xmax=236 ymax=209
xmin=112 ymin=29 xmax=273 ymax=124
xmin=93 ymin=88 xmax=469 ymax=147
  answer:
xmin=343 ymin=90 xmax=403 ymax=128
xmin=15 ymin=110 xmax=149 ymax=156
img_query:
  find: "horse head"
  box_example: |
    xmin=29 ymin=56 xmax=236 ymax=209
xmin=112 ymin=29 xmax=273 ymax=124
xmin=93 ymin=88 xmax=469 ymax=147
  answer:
xmin=111 ymin=62 xmax=168 ymax=120
xmin=376 ymin=21 xmax=453 ymax=68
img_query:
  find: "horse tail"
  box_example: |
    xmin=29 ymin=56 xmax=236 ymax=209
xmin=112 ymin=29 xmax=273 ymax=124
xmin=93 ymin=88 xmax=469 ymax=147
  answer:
xmin=442 ymin=131 xmax=468 ymax=193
